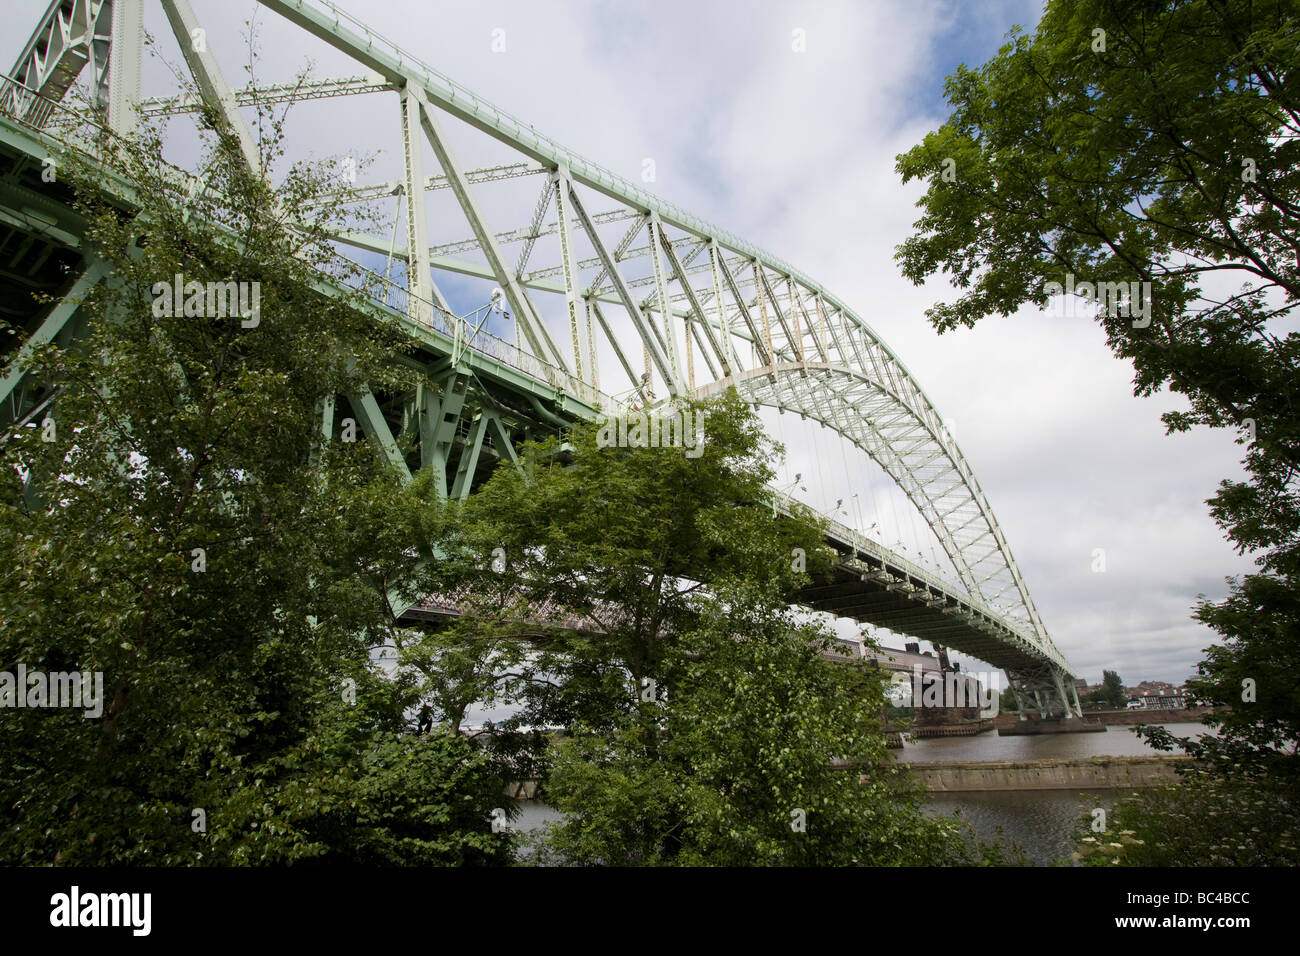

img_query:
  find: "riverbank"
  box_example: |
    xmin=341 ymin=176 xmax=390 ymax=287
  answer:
xmin=510 ymin=753 xmax=1190 ymax=799
xmin=993 ymin=707 xmax=1217 ymax=728
xmin=905 ymin=754 xmax=1190 ymax=792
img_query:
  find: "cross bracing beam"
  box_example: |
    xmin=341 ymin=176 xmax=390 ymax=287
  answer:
xmin=755 ymin=265 xmax=799 ymax=361
xmin=2 ymin=0 xmax=114 ymax=129
xmin=398 ymin=87 xmax=435 ymax=327
xmin=346 ymin=383 xmax=410 ymax=479
xmin=140 ymin=75 xmax=393 ymax=116
xmin=306 ymin=162 xmax=549 ymax=211
xmin=327 ymin=228 xmax=705 ymax=356
xmin=702 ymin=361 xmax=1055 ymax=653
xmin=582 ymin=213 xmax=648 ymax=297
xmin=515 ymin=173 xmax=556 ymax=278
xmin=715 ymin=250 xmax=769 ymax=366
xmin=412 ymin=89 xmax=568 ymax=374
xmin=660 ymin=229 xmax=730 ymax=379
xmin=588 ymin=298 xmax=643 ymax=399
xmin=553 ymin=169 xmax=587 ymax=384
xmin=564 ymin=181 xmax=682 ymax=397
xmin=647 ymin=213 xmax=684 ymax=388
xmin=0 ymin=260 xmax=107 ymax=408
xmin=160 ymin=0 xmax=261 ymax=173
xmin=469 ymin=215 xmax=631 ymax=265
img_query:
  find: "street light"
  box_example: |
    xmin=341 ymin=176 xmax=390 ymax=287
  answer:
xmin=836 ymin=492 xmax=869 ymax=535
xmin=452 ymin=290 xmax=512 ymax=364
xmin=773 ymin=473 xmax=806 ymax=516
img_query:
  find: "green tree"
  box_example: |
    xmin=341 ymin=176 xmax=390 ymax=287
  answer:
xmin=436 ymin=394 xmax=998 ymax=865
xmin=1101 ymin=670 xmax=1127 ymax=709
xmin=539 ymin=617 xmax=995 ymax=866
xmin=894 ymin=0 xmax=1300 ymax=861
xmin=0 ymin=80 xmax=510 ymax=864
xmin=1072 ymin=761 xmax=1299 ymax=865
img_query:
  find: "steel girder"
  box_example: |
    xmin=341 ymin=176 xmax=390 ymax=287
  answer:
xmin=2 ymin=0 xmax=1076 ymax=698
xmin=787 ymin=485 xmax=1075 ymax=717
xmin=1 ymin=0 xmax=114 ymax=128
xmin=699 ymin=363 xmax=1051 ymax=644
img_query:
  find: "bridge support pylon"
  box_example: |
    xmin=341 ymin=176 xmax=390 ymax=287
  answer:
xmin=1002 ymin=664 xmax=1102 ymax=734
xmin=1007 ymin=663 xmax=1084 ymax=721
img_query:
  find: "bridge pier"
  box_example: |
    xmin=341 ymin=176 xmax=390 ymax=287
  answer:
xmin=1003 ymin=665 xmax=1101 ymax=733
xmin=999 ymin=716 xmax=1105 ymax=735
xmin=1007 ymin=664 xmax=1084 ymax=722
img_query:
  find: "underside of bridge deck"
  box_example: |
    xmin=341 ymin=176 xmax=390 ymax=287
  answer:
xmin=800 ymin=564 xmax=1057 ymax=677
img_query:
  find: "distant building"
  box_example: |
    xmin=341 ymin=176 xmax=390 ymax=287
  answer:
xmin=824 ymin=638 xmax=864 ymax=662
xmin=1126 ymin=690 xmax=1187 ymax=710
xmin=1131 ymin=680 xmax=1178 ymax=696
xmin=868 ymin=645 xmax=944 ymax=676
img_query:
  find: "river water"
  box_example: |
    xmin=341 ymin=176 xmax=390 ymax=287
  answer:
xmin=512 ymin=723 xmax=1213 ymax=866
xmin=894 ymin=722 xmax=1203 ymax=762
xmin=904 ymin=722 xmax=1210 ymax=865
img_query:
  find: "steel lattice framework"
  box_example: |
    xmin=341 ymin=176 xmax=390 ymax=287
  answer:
xmin=0 ymin=0 xmax=1081 ymax=718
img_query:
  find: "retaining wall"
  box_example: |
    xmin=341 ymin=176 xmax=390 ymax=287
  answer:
xmin=904 ymin=755 xmax=1191 ymax=792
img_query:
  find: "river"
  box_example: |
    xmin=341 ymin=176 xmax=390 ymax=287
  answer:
xmin=904 ymin=722 xmax=1211 ymax=864
xmin=512 ymin=722 xmax=1213 ymax=865
xmin=894 ymin=721 xmax=1205 ymax=762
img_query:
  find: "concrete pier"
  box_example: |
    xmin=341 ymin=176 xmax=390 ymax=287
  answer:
xmin=911 ymin=718 xmax=996 ymax=738
xmin=998 ymin=717 xmax=1106 ymax=736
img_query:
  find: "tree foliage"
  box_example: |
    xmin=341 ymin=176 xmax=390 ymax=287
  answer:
xmin=895 ymin=0 xmax=1300 ymax=862
xmin=406 ymin=394 xmax=1001 ymax=865
xmin=0 ymin=80 xmax=509 ymax=864
xmin=894 ymin=0 xmax=1300 ymax=598
xmin=1101 ymin=669 xmax=1127 ymax=709
xmin=1074 ymin=765 xmax=1297 ymax=866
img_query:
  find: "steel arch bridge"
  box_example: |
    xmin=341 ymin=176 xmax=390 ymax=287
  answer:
xmin=0 ymin=0 xmax=1081 ymax=718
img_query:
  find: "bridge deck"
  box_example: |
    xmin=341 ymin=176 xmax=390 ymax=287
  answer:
xmin=776 ymin=493 xmax=1069 ymax=676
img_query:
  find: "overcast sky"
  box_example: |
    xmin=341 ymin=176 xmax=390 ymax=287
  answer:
xmin=3 ymin=0 xmax=1258 ymax=686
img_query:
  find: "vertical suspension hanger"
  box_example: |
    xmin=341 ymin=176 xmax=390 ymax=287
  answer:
xmin=383 ymin=188 xmax=403 ymax=301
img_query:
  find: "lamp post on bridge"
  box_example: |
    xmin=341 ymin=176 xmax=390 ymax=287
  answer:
xmin=774 ymin=473 xmax=806 ymax=516
xmin=451 ymin=287 xmax=510 ymax=366
xmin=835 ymin=493 xmax=869 ymax=537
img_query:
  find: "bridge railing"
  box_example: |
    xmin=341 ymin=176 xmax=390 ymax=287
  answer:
xmin=769 ymin=488 xmax=964 ymax=592
xmin=0 ymin=75 xmax=109 ymax=152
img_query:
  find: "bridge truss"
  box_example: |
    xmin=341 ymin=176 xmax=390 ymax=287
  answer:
xmin=0 ymin=0 xmax=1081 ymax=718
